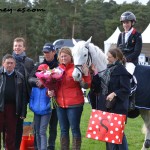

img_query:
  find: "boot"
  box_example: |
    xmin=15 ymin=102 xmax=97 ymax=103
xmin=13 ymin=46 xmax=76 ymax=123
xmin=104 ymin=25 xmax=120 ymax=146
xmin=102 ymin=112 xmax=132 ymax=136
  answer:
xmin=72 ymin=137 xmax=81 ymax=150
xmin=60 ymin=136 xmax=69 ymax=150
xmin=128 ymin=92 xmax=135 ymax=111
xmin=144 ymin=139 xmax=150 ymax=148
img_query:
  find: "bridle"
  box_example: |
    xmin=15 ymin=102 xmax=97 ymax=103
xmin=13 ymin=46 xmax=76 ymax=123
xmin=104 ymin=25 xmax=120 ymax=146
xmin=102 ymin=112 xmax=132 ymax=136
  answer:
xmin=74 ymin=46 xmax=92 ymax=75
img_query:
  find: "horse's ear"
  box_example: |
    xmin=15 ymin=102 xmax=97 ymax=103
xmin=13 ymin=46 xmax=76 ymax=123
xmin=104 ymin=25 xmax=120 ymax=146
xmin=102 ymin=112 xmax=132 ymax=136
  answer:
xmin=72 ymin=38 xmax=77 ymax=45
xmin=85 ymin=36 xmax=92 ymax=47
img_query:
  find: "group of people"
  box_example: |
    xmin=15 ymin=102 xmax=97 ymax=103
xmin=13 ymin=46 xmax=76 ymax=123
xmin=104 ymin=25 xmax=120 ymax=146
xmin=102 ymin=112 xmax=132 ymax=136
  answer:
xmin=0 ymin=11 xmax=142 ymax=150
xmin=89 ymin=11 xmax=142 ymax=150
xmin=0 ymin=37 xmax=34 ymax=150
xmin=0 ymin=39 xmax=58 ymax=150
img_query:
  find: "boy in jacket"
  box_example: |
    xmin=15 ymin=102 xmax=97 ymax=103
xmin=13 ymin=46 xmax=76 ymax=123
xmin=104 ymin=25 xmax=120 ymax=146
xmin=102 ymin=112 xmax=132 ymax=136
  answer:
xmin=29 ymin=64 xmax=52 ymax=150
xmin=12 ymin=37 xmax=34 ymax=150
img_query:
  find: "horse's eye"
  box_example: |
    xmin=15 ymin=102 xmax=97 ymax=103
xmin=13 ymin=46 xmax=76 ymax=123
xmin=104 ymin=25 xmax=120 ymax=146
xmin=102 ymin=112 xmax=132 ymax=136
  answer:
xmin=84 ymin=54 xmax=87 ymax=57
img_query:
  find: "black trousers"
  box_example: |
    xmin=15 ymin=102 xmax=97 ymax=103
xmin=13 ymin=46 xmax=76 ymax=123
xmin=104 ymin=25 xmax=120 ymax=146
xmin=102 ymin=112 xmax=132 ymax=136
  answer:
xmin=15 ymin=118 xmax=23 ymax=150
xmin=47 ymin=109 xmax=58 ymax=150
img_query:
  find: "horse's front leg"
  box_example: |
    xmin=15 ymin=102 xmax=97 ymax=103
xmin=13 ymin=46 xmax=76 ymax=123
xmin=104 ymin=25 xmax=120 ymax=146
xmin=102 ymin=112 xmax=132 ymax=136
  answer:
xmin=140 ymin=109 xmax=150 ymax=150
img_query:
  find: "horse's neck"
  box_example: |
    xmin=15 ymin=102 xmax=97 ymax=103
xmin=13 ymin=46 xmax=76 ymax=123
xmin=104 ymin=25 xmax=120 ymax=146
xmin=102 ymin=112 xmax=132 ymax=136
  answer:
xmin=90 ymin=46 xmax=107 ymax=76
xmin=93 ymin=59 xmax=107 ymax=76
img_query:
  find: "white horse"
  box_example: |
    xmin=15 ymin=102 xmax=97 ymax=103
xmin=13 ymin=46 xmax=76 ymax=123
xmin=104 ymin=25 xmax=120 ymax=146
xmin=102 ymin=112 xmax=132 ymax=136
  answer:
xmin=72 ymin=37 xmax=150 ymax=150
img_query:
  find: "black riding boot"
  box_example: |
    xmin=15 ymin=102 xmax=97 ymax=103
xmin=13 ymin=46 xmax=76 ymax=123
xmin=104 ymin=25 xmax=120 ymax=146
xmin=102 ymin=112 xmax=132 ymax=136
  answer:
xmin=72 ymin=137 xmax=81 ymax=150
xmin=60 ymin=136 xmax=69 ymax=150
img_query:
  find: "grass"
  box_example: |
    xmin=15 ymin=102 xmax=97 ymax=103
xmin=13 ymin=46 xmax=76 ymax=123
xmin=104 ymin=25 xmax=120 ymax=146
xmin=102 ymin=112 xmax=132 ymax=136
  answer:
xmin=24 ymin=103 xmax=145 ymax=150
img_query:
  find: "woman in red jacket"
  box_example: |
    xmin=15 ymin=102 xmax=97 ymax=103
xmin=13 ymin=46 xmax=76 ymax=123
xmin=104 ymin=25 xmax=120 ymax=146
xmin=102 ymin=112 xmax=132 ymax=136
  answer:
xmin=48 ymin=47 xmax=91 ymax=150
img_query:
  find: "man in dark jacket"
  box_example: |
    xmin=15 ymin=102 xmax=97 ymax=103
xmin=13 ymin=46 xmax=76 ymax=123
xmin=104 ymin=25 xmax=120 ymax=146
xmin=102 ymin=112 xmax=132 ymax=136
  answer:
xmin=0 ymin=54 xmax=27 ymax=150
xmin=12 ymin=37 xmax=35 ymax=150
xmin=29 ymin=43 xmax=58 ymax=150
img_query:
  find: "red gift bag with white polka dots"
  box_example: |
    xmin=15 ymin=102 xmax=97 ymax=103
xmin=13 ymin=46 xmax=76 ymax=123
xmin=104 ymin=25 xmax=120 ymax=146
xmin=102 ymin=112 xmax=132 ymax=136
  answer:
xmin=86 ymin=109 xmax=126 ymax=144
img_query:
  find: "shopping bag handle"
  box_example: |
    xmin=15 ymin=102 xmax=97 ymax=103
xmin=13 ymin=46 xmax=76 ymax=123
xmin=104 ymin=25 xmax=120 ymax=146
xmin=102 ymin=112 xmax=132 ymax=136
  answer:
xmin=28 ymin=133 xmax=32 ymax=140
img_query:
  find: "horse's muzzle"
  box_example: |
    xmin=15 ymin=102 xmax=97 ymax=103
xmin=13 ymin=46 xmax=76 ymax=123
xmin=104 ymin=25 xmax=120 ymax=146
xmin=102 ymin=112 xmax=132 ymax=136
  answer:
xmin=72 ymin=68 xmax=82 ymax=81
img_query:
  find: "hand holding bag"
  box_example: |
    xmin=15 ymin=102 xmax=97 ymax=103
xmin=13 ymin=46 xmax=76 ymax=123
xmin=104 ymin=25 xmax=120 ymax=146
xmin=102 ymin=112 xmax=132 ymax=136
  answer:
xmin=105 ymin=97 xmax=117 ymax=109
xmin=86 ymin=109 xmax=126 ymax=144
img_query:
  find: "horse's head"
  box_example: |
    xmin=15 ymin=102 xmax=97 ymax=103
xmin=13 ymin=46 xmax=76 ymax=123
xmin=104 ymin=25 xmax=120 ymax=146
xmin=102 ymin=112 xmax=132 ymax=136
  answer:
xmin=72 ymin=37 xmax=92 ymax=81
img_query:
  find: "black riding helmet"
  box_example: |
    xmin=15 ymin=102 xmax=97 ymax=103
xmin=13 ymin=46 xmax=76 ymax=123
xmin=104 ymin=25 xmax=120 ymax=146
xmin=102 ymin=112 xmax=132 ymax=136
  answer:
xmin=120 ymin=11 xmax=136 ymax=25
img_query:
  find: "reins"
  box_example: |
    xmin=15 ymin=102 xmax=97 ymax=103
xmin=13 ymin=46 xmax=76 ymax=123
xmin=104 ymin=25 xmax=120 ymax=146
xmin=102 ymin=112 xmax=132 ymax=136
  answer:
xmin=98 ymin=69 xmax=106 ymax=74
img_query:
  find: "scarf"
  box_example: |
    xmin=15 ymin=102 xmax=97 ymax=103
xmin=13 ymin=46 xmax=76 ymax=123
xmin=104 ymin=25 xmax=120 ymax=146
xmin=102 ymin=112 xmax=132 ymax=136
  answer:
xmin=101 ymin=61 xmax=120 ymax=95
xmin=12 ymin=51 xmax=26 ymax=62
xmin=12 ymin=51 xmax=27 ymax=75
xmin=43 ymin=58 xmax=58 ymax=69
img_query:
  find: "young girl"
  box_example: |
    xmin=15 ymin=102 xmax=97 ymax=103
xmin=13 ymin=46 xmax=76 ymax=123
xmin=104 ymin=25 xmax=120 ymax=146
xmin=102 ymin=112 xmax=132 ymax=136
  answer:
xmin=29 ymin=64 xmax=51 ymax=150
xmin=117 ymin=11 xmax=142 ymax=74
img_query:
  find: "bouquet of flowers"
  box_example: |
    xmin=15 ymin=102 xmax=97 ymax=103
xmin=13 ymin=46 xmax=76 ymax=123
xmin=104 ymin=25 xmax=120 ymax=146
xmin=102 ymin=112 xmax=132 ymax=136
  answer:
xmin=36 ymin=65 xmax=64 ymax=108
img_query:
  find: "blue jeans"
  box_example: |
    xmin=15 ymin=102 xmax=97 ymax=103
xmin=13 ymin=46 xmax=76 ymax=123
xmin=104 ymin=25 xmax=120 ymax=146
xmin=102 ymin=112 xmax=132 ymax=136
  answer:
xmin=47 ymin=109 xmax=58 ymax=150
xmin=34 ymin=113 xmax=51 ymax=150
xmin=106 ymin=133 xmax=128 ymax=150
xmin=57 ymin=106 xmax=83 ymax=138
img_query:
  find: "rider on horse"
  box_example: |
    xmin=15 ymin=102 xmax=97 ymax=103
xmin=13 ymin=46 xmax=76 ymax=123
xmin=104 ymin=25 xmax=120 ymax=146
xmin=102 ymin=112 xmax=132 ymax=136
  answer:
xmin=117 ymin=11 xmax=142 ymax=111
xmin=117 ymin=11 xmax=142 ymax=71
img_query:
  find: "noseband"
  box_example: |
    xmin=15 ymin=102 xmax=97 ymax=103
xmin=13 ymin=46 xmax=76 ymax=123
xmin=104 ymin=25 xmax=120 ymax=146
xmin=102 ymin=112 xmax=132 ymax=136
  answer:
xmin=74 ymin=46 xmax=92 ymax=75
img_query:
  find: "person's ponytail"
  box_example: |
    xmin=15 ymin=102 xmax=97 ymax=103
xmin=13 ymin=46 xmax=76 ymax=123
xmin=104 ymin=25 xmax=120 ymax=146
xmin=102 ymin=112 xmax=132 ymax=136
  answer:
xmin=122 ymin=56 xmax=127 ymax=66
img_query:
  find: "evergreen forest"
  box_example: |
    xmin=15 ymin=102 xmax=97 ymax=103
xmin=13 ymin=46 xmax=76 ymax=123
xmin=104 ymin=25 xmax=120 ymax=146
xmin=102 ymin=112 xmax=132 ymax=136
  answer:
xmin=0 ymin=0 xmax=150 ymax=61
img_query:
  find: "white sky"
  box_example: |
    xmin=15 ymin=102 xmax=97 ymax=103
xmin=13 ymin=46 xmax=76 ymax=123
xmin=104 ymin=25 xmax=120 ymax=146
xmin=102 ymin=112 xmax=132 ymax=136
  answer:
xmin=29 ymin=0 xmax=149 ymax=5
xmin=104 ymin=0 xmax=149 ymax=5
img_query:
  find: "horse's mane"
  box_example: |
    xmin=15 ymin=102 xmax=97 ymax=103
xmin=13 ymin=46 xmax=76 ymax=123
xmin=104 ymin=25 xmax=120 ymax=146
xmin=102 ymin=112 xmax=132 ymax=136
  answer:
xmin=88 ymin=43 xmax=107 ymax=73
xmin=89 ymin=43 xmax=107 ymax=63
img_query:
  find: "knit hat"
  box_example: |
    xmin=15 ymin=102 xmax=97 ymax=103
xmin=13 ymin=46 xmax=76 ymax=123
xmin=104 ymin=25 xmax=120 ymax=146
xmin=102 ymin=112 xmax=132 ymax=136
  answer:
xmin=37 ymin=64 xmax=49 ymax=71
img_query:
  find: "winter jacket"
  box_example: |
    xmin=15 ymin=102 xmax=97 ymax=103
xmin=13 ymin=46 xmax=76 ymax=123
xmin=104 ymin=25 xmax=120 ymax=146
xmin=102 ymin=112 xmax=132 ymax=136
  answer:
xmin=92 ymin=63 xmax=131 ymax=116
xmin=0 ymin=67 xmax=27 ymax=117
xmin=13 ymin=55 xmax=35 ymax=100
xmin=29 ymin=87 xmax=51 ymax=115
xmin=117 ymin=28 xmax=142 ymax=65
xmin=56 ymin=63 xmax=91 ymax=108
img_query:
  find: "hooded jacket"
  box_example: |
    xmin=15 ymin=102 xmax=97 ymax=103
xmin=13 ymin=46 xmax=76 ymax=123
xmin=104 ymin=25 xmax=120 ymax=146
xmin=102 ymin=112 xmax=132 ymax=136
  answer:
xmin=29 ymin=87 xmax=51 ymax=115
xmin=56 ymin=63 xmax=91 ymax=108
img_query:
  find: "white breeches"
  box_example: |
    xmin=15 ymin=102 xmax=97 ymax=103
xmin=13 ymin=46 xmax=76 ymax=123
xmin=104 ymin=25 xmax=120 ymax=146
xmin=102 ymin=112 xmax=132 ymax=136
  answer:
xmin=126 ymin=62 xmax=136 ymax=75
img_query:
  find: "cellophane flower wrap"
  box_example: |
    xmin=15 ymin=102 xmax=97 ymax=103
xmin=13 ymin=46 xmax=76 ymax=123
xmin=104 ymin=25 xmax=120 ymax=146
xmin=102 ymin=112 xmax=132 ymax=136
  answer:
xmin=35 ymin=67 xmax=64 ymax=109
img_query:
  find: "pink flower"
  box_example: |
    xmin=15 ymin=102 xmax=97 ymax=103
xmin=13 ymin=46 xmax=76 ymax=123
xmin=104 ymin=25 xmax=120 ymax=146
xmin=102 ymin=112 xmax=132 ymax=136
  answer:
xmin=35 ymin=66 xmax=64 ymax=92
xmin=35 ymin=66 xmax=64 ymax=109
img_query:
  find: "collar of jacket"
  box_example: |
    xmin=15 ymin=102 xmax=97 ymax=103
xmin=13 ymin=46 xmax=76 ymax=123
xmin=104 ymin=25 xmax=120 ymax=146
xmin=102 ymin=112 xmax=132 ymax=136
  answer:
xmin=0 ymin=67 xmax=18 ymax=77
xmin=43 ymin=58 xmax=58 ymax=69
xmin=59 ymin=63 xmax=74 ymax=71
